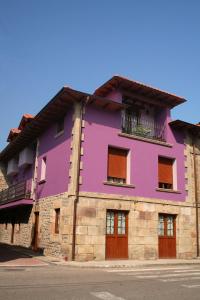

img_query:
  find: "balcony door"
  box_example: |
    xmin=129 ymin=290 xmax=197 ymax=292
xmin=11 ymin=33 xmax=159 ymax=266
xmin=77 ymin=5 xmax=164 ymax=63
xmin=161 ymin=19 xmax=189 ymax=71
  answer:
xmin=106 ymin=210 xmax=128 ymax=259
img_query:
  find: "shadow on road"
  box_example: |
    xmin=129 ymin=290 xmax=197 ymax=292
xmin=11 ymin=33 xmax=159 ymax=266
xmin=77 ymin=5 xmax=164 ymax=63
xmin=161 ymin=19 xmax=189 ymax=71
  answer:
xmin=0 ymin=243 xmax=44 ymax=263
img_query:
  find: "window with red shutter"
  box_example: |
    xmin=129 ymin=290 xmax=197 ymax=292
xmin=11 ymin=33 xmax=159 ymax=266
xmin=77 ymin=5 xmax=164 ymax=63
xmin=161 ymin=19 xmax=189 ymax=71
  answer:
xmin=158 ymin=157 xmax=174 ymax=189
xmin=107 ymin=147 xmax=127 ymax=184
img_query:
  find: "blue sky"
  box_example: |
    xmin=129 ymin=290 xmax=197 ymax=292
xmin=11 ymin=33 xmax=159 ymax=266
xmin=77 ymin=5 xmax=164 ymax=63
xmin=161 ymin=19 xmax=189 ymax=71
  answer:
xmin=0 ymin=0 xmax=200 ymax=149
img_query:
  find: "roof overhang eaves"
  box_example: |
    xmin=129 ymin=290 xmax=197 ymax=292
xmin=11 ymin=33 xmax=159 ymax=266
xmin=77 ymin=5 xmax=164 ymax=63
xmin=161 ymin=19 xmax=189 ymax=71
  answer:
xmin=0 ymin=88 xmax=124 ymax=162
xmin=0 ymin=87 xmax=88 ymax=161
xmin=170 ymin=120 xmax=200 ymax=135
xmin=94 ymin=76 xmax=186 ymax=108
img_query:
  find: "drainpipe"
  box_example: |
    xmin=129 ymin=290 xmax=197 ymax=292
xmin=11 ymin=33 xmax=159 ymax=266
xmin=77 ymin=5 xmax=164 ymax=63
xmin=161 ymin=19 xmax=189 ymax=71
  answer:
xmin=192 ymin=136 xmax=199 ymax=257
xmin=71 ymin=97 xmax=89 ymax=261
xmin=31 ymin=139 xmax=39 ymax=202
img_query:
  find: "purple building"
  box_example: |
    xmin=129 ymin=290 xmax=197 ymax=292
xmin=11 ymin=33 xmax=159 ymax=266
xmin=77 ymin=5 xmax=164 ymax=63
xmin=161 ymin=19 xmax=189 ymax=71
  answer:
xmin=0 ymin=76 xmax=200 ymax=261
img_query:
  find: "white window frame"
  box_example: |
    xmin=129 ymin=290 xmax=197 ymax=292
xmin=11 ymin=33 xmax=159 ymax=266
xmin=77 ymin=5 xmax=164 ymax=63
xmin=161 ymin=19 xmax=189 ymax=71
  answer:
xmin=40 ymin=157 xmax=47 ymax=181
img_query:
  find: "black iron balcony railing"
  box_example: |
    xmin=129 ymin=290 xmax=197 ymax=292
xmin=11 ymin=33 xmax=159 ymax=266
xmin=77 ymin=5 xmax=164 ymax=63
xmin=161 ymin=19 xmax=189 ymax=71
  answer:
xmin=0 ymin=181 xmax=31 ymax=205
xmin=122 ymin=114 xmax=166 ymax=142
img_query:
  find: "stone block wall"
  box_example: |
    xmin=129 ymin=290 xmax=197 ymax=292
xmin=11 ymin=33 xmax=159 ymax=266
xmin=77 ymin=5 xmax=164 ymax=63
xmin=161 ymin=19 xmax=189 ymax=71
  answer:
xmin=0 ymin=190 xmax=197 ymax=261
xmin=74 ymin=192 xmax=197 ymax=261
xmin=0 ymin=192 xmax=74 ymax=260
xmin=33 ymin=192 xmax=74 ymax=259
xmin=184 ymin=134 xmax=200 ymax=256
xmin=0 ymin=207 xmax=33 ymax=248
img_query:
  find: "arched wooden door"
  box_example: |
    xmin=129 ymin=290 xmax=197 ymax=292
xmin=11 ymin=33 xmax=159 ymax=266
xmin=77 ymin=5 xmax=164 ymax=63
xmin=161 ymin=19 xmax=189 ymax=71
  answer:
xmin=106 ymin=210 xmax=128 ymax=259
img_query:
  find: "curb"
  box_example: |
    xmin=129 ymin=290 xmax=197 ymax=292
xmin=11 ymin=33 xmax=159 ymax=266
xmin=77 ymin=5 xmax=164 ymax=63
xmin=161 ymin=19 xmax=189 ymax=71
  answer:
xmin=0 ymin=263 xmax=48 ymax=268
xmin=54 ymin=260 xmax=200 ymax=269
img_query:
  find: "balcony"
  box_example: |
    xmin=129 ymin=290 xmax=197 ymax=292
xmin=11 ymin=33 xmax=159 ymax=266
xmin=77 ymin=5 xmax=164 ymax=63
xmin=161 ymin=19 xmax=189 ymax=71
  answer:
xmin=122 ymin=114 xmax=166 ymax=142
xmin=0 ymin=181 xmax=31 ymax=205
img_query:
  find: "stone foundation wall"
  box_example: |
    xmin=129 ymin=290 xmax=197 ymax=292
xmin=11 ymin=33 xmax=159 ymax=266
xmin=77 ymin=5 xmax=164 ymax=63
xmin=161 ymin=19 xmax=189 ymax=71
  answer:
xmin=0 ymin=193 xmax=197 ymax=261
xmin=33 ymin=192 xmax=74 ymax=259
xmin=0 ymin=192 xmax=74 ymax=259
xmin=74 ymin=193 xmax=197 ymax=261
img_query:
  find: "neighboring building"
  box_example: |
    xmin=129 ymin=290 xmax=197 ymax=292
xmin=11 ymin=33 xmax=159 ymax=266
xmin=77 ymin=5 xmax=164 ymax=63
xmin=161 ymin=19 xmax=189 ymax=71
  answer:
xmin=0 ymin=76 xmax=200 ymax=261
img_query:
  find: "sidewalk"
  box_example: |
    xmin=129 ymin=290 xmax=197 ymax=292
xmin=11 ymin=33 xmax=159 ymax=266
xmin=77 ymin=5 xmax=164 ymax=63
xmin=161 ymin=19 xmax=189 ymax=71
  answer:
xmin=1 ymin=243 xmax=200 ymax=268
xmin=0 ymin=243 xmax=48 ymax=267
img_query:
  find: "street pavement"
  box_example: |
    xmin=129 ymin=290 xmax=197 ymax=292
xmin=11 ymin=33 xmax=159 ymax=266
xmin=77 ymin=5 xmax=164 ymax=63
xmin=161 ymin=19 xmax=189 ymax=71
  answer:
xmin=1 ymin=264 xmax=200 ymax=299
xmin=1 ymin=244 xmax=200 ymax=299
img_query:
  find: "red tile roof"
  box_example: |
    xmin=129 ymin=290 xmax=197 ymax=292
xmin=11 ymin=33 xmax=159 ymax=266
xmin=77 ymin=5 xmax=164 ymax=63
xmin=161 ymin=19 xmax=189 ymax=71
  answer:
xmin=18 ymin=114 xmax=34 ymax=130
xmin=7 ymin=128 xmax=21 ymax=142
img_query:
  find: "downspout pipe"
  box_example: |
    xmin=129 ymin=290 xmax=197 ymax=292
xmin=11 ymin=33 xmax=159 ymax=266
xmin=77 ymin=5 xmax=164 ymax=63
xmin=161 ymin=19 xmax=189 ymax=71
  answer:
xmin=192 ymin=136 xmax=199 ymax=257
xmin=72 ymin=97 xmax=89 ymax=261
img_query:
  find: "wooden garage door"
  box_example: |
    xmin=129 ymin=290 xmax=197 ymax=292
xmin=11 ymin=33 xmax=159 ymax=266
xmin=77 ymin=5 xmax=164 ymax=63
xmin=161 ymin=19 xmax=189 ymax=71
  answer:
xmin=158 ymin=214 xmax=176 ymax=258
xmin=106 ymin=210 xmax=128 ymax=259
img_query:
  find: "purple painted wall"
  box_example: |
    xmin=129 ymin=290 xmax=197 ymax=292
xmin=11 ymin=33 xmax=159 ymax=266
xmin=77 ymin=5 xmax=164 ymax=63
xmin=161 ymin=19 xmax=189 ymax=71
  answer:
xmin=80 ymin=103 xmax=186 ymax=201
xmin=106 ymin=90 xmax=122 ymax=103
xmin=36 ymin=108 xmax=73 ymax=199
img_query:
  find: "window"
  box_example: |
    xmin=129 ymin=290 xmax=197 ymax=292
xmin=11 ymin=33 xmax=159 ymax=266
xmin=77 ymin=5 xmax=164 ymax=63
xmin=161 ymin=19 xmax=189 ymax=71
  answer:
xmin=106 ymin=211 xmax=114 ymax=234
xmin=40 ymin=157 xmax=47 ymax=182
xmin=106 ymin=210 xmax=127 ymax=235
xmin=55 ymin=208 xmax=60 ymax=234
xmin=158 ymin=214 xmax=175 ymax=237
xmin=107 ymin=147 xmax=128 ymax=184
xmin=158 ymin=215 xmax=164 ymax=236
xmin=56 ymin=116 xmax=65 ymax=135
xmin=122 ymin=108 xmax=141 ymax=134
xmin=158 ymin=157 xmax=174 ymax=189
xmin=117 ymin=212 xmax=126 ymax=234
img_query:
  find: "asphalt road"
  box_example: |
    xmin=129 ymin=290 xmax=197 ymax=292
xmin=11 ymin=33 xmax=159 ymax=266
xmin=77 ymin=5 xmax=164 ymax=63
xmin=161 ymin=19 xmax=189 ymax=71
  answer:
xmin=1 ymin=264 xmax=200 ymax=300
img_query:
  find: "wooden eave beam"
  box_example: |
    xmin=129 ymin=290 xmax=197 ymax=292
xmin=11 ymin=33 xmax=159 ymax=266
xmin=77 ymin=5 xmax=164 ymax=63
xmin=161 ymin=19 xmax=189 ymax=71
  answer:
xmin=121 ymin=89 xmax=168 ymax=108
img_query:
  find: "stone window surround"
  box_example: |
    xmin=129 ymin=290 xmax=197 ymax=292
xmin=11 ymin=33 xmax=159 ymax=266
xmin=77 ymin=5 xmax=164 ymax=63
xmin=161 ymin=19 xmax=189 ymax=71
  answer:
xmin=50 ymin=200 xmax=62 ymax=243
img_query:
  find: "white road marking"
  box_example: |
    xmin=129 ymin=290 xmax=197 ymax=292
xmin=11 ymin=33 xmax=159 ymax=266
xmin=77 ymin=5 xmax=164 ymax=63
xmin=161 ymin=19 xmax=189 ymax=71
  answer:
xmin=160 ymin=276 xmax=200 ymax=282
xmin=91 ymin=291 xmax=125 ymax=300
xmin=174 ymin=269 xmax=200 ymax=273
xmin=136 ymin=272 xmax=200 ymax=279
xmin=106 ymin=267 xmax=192 ymax=273
xmin=182 ymin=284 xmax=200 ymax=288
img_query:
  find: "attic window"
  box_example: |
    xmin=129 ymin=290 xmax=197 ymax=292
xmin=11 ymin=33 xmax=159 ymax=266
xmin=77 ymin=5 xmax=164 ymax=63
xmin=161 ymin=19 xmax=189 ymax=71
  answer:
xmin=56 ymin=116 xmax=65 ymax=136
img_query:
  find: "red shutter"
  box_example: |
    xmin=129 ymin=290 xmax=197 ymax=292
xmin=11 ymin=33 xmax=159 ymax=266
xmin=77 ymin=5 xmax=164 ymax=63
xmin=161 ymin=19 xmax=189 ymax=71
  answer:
xmin=108 ymin=147 xmax=127 ymax=179
xmin=158 ymin=157 xmax=173 ymax=185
